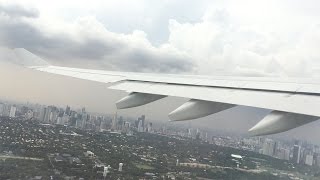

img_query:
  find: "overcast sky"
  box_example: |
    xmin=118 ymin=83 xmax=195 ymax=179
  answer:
xmin=1 ymin=0 xmax=320 ymax=143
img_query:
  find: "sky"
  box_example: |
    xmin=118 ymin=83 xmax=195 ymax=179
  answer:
xmin=1 ymin=0 xmax=320 ymax=143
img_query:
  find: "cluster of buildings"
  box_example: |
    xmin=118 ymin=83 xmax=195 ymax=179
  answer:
xmin=134 ymin=115 xmax=153 ymax=133
xmin=0 ymin=101 xmax=209 ymax=143
xmin=291 ymin=140 xmax=319 ymax=166
xmin=0 ymin=102 xmax=73 ymax=123
xmin=165 ymin=126 xmax=209 ymax=142
xmin=0 ymin=102 xmax=156 ymax=135
xmin=258 ymin=138 xmax=320 ymax=167
xmin=217 ymin=136 xmax=320 ymax=167
xmin=0 ymin=103 xmax=18 ymax=118
xmin=2 ymin=101 xmax=320 ymax=169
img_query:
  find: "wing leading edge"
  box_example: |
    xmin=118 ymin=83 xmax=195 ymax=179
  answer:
xmin=15 ymin=48 xmax=320 ymax=136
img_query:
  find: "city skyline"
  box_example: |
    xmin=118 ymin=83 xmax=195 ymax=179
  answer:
xmin=1 ymin=75 xmax=320 ymax=146
xmin=1 ymin=100 xmax=320 ymax=168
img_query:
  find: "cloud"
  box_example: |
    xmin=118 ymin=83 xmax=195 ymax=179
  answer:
xmin=1 ymin=1 xmax=320 ymax=77
xmin=0 ymin=3 xmax=194 ymax=73
xmin=0 ymin=2 xmax=39 ymax=18
xmin=167 ymin=6 xmax=320 ymax=77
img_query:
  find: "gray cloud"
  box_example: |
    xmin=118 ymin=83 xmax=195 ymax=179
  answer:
xmin=0 ymin=3 xmax=39 ymax=18
xmin=0 ymin=5 xmax=194 ymax=73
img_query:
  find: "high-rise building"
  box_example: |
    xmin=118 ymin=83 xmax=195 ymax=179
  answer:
xmin=146 ymin=122 xmax=153 ymax=133
xmin=305 ymin=154 xmax=313 ymax=166
xmin=136 ymin=115 xmax=146 ymax=132
xmin=55 ymin=113 xmax=67 ymax=125
xmin=2 ymin=104 xmax=10 ymax=117
xmin=273 ymin=142 xmax=278 ymax=156
xmin=65 ymin=106 xmax=71 ymax=116
xmin=56 ymin=117 xmax=63 ymax=125
xmin=138 ymin=119 xmax=143 ymax=132
xmin=134 ymin=119 xmax=139 ymax=128
xmin=262 ymin=139 xmax=275 ymax=157
xmin=120 ymin=121 xmax=130 ymax=133
xmin=277 ymin=148 xmax=290 ymax=161
xmin=82 ymin=113 xmax=88 ymax=129
xmin=39 ymin=107 xmax=47 ymax=122
xmin=316 ymin=155 xmax=320 ymax=167
xmin=112 ymin=112 xmax=118 ymax=130
xmin=0 ymin=103 xmax=4 ymax=116
xmin=138 ymin=115 xmax=145 ymax=131
xmin=188 ymin=128 xmax=192 ymax=138
xmin=9 ymin=106 xmax=17 ymax=118
xmin=44 ymin=106 xmax=56 ymax=123
xmin=196 ymin=129 xmax=201 ymax=140
xmin=205 ymin=132 xmax=208 ymax=142
xmin=293 ymin=145 xmax=301 ymax=164
xmin=20 ymin=106 xmax=28 ymax=115
xmin=76 ymin=119 xmax=83 ymax=128
xmin=50 ymin=109 xmax=59 ymax=124
xmin=100 ymin=118 xmax=107 ymax=131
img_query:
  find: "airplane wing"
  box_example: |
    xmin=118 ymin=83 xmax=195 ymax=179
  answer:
xmin=14 ymin=48 xmax=320 ymax=136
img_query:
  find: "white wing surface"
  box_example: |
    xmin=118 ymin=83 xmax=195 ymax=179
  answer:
xmin=14 ymin=48 xmax=320 ymax=136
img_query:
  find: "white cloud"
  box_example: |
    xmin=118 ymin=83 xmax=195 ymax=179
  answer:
xmin=167 ymin=5 xmax=320 ymax=77
xmin=0 ymin=0 xmax=320 ymax=77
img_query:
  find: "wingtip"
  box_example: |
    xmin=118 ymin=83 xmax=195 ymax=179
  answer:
xmin=12 ymin=48 xmax=50 ymax=67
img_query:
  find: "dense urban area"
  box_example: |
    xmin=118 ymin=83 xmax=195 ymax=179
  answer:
xmin=0 ymin=101 xmax=320 ymax=179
